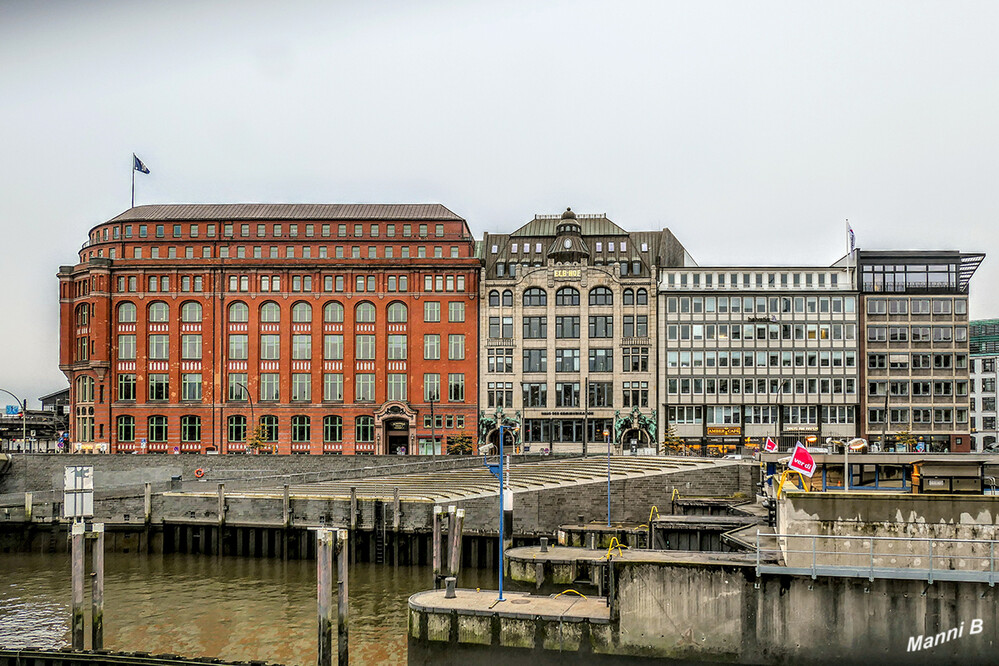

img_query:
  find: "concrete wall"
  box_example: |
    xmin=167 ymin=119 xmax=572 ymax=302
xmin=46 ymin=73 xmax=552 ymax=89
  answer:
xmin=778 ymin=491 xmax=999 ymax=568
xmin=0 ymin=453 xmax=534 ymax=499
xmin=614 ymin=562 xmax=999 ymax=664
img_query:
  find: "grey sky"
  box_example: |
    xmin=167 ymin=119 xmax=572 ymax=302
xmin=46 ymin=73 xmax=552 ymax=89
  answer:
xmin=2 ymin=1 xmax=998 ymax=407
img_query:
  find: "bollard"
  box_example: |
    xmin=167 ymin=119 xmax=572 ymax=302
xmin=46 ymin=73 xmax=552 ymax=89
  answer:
xmin=540 ymin=537 xmax=549 ymax=553
xmin=449 ymin=508 xmax=465 ymax=578
xmin=24 ymin=492 xmax=32 ymax=523
xmin=71 ymin=521 xmax=85 ymax=649
xmin=337 ymin=529 xmax=349 ymax=666
xmin=317 ymin=529 xmax=335 ymax=666
xmin=91 ymin=523 xmax=105 ymax=650
xmin=444 ymin=576 xmax=457 ymax=599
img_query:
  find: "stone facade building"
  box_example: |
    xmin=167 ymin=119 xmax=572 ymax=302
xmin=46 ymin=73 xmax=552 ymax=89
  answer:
xmin=857 ymin=250 xmax=983 ymax=452
xmin=658 ymin=262 xmax=861 ymax=452
xmin=478 ymin=208 xmax=686 ymax=454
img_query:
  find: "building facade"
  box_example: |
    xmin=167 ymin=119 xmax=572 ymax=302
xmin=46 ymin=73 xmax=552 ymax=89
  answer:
xmin=969 ymin=319 xmax=999 ymax=452
xmin=658 ymin=263 xmax=861 ymax=452
xmin=58 ymin=204 xmax=479 ymax=455
xmin=857 ymin=250 xmax=983 ymax=452
xmin=478 ymin=209 xmax=686 ymax=454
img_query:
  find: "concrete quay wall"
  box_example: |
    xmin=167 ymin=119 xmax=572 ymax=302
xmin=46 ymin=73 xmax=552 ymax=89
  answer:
xmin=617 ymin=562 xmax=999 ymax=664
xmin=0 ymin=452 xmax=505 ymax=499
xmin=778 ymin=492 xmax=999 ymax=569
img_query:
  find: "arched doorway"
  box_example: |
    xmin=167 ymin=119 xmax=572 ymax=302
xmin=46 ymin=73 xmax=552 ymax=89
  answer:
xmin=385 ymin=418 xmax=409 ymax=455
xmin=484 ymin=428 xmax=517 ymax=453
xmin=620 ymin=428 xmax=650 ymax=454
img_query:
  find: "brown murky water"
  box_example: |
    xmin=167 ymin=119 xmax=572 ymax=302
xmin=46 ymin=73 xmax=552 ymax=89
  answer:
xmin=0 ymin=552 xmax=498 ymax=665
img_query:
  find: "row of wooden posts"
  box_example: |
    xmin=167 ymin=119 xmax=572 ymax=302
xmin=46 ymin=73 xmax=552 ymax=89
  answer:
xmin=66 ymin=505 xmax=468 ymax=665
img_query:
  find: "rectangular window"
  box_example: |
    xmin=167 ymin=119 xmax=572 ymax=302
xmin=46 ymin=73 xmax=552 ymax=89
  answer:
xmin=355 ymin=373 xmax=374 ymax=401
xmin=323 ymin=373 xmax=344 ymax=401
xmin=524 ymin=316 xmax=548 ymax=338
xmin=118 ymin=334 xmax=136 ymax=360
xmin=387 ymin=373 xmax=407 ymax=401
xmin=260 ymin=334 xmax=280 ymax=360
xmin=291 ymin=373 xmax=311 ymax=401
xmin=449 ymin=301 xmax=465 ymax=322
xmin=148 ymin=335 xmax=169 ymax=360
xmin=555 ymin=348 xmax=580 ymax=372
xmin=448 ymin=373 xmax=465 ymax=402
xmin=588 ymin=348 xmax=613 ymax=372
xmin=555 ymin=316 xmax=579 ymax=339
xmin=117 ymin=373 xmax=136 ymax=401
xmin=148 ymin=374 xmax=169 ymax=401
xmin=424 ymin=301 xmax=441 ymax=322
xmin=259 ymin=373 xmax=280 ymax=401
xmin=292 ymin=334 xmax=311 ymax=360
xmin=424 ymin=373 xmax=441 ymax=401
xmin=589 ymin=316 xmax=613 ymax=338
xmin=424 ymin=334 xmax=440 ymax=360
xmin=555 ymin=382 xmax=580 ymax=407
xmin=182 ymin=373 xmax=202 ymax=401
xmin=355 ymin=334 xmax=375 ymax=360
xmin=181 ymin=334 xmax=202 ymax=360
xmin=522 ymin=348 xmax=547 ymax=373
xmin=227 ymin=373 xmax=248 ymax=401
xmin=522 ymin=382 xmax=547 ymax=407
xmin=448 ymin=334 xmax=465 ymax=360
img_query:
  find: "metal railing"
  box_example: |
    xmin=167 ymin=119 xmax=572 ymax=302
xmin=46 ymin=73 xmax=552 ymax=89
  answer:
xmin=756 ymin=531 xmax=999 ymax=585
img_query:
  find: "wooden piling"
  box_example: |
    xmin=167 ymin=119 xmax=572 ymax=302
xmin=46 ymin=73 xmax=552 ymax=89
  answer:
xmin=349 ymin=487 xmax=357 ymax=564
xmin=392 ymin=487 xmax=401 ymax=566
xmin=317 ymin=529 xmax=334 ymax=666
xmin=217 ymin=483 xmax=225 ymax=555
xmin=432 ymin=506 xmax=443 ymax=588
xmin=445 ymin=505 xmax=456 ymax=579
xmin=282 ymin=484 xmax=291 ymax=561
xmin=449 ymin=508 xmax=465 ymax=578
xmin=91 ymin=523 xmax=105 ymax=649
xmin=337 ymin=529 xmax=349 ymax=666
xmin=24 ymin=492 xmax=32 ymax=522
xmin=71 ymin=521 xmax=85 ymax=649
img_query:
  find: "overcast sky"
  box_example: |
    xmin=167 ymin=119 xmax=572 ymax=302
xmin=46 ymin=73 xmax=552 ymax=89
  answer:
xmin=2 ymin=1 xmax=998 ymax=407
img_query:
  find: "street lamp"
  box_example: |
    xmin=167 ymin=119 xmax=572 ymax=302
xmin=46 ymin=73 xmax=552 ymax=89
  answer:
xmin=232 ymin=381 xmax=256 ymax=454
xmin=605 ymin=428 xmax=611 ymax=527
xmin=484 ymin=423 xmax=516 ymax=602
xmin=0 ymin=388 xmax=27 ymax=453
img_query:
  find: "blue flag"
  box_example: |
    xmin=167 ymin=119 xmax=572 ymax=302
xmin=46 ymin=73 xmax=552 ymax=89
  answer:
xmin=133 ymin=154 xmax=150 ymax=174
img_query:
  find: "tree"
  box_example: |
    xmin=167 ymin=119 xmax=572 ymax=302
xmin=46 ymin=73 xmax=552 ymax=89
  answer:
xmin=446 ymin=434 xmax=473 ymax=455
xmin=894 ymin=429 xmax=919 ymax=452
xmin=661 ymin=423 xmax=684 ymax=456
xmin=246 ymin=423 xmax=268 ymax=454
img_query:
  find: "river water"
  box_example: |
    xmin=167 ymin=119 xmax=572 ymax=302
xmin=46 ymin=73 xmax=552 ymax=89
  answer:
xmin=0 ymin=552 xmax=498 ymax=665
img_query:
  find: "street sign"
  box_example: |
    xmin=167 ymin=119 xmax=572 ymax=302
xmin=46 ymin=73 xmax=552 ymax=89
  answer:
xmin=5 ymin=405 xmax=20 ymax=416
xmin=63 ymin=466 xmax=94 ymax=519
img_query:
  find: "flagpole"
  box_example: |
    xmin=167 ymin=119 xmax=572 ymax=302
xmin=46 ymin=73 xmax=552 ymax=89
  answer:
xmin=131 ymin=154 xmax=135 ymax=209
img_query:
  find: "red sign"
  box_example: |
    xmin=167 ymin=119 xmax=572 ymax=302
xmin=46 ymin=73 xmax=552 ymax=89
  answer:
xmin=764 ymin=437 xmax=778 ymax=453
xmin=788 ymin=443 xmax=816 ymax=478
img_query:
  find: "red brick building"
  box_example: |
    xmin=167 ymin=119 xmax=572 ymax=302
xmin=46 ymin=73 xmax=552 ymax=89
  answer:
xmin=59 ymin=204 xmax=479 ymax=454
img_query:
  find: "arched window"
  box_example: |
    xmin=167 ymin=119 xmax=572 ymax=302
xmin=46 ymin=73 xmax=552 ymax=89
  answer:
xmin=181 ymin=415 xmax=201 ymax=442
xmin=324 ymin=301 xmax=344 ymax=323
xmin=148 ymin=301 xmax=169 ymax=322
xmin=589 ymin=287 xmax=613 ymax=306
xmin=324 ymin=415 xmax=343 ymax=443
xmin=355 ymin=416 xmax=374 ymax=442
xmin=117 ymin=302 xmax=136 ymax=323
xmin=489 ymin=290 xmax=500 ymax=307
xmin=260 ymin=415 xmax=278 ymax=442
xmin=292 ymin=415 xmax=311 ymax=442
xmin=181 ymin=302 xmax=202 ymax=322
xmin=117 ymin=415 xmax=135 ymax=442
xmin=260 ymin=301 xmax=281 ymax=323
xmin=228 ymin=415 xmax=246 ymax=442
xmin=523 ymin=288 xmax=547 ymax=307
xmin=75 ymin=304 xmax=89 ymax=327
xmin=502 ymin=290 xmax=513 ymax=307
xmin=292 ymin=302 xmax=312 ymax=323
xmin=636 ymin=288 xmax=648 ymax=305
xmin=556 ymin=287 xmax=580 ymax=306
xmin=623 ymin=288 xmax=634 ymax=305
xmin=228 ymin=301 xmax=249 ymax=323
xmin=356 ymin=302 xmax=376 ymax=323
xmin=148 ymin=415 xmax=168 ymax=442
xmin=387 ymin=302 xmax=408 ymax=323
xmin=76 ymin=376 xmax=95 ymax=402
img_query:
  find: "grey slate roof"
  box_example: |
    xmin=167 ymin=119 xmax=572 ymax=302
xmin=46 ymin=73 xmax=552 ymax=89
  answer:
xmin=108 ymin=203 xmax=464 ymax=223
xmin=510 ymin=215 xmax=628 ymax=237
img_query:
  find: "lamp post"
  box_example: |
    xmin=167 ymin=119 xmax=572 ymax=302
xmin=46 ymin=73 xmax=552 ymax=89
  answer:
xmin=484 ymin=423 xmax=516 ymax=602
xmin=0 ymin=388 xmax=26 ymax=453
xmin=232 ymin=381 xmax=256 ymax=454
xmin=605 ymin=428 xmax=611 ymax=527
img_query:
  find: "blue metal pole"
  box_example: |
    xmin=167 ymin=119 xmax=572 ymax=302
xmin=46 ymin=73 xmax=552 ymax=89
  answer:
xmin=606 ymin=430 xmax=611 ymax=527
xmin=498 ymin=424 xmax=505 ymax=601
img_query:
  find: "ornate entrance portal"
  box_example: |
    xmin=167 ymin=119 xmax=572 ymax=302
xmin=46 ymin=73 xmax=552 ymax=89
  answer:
xmin=374 ymin=401 xmax=417 ymax=455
